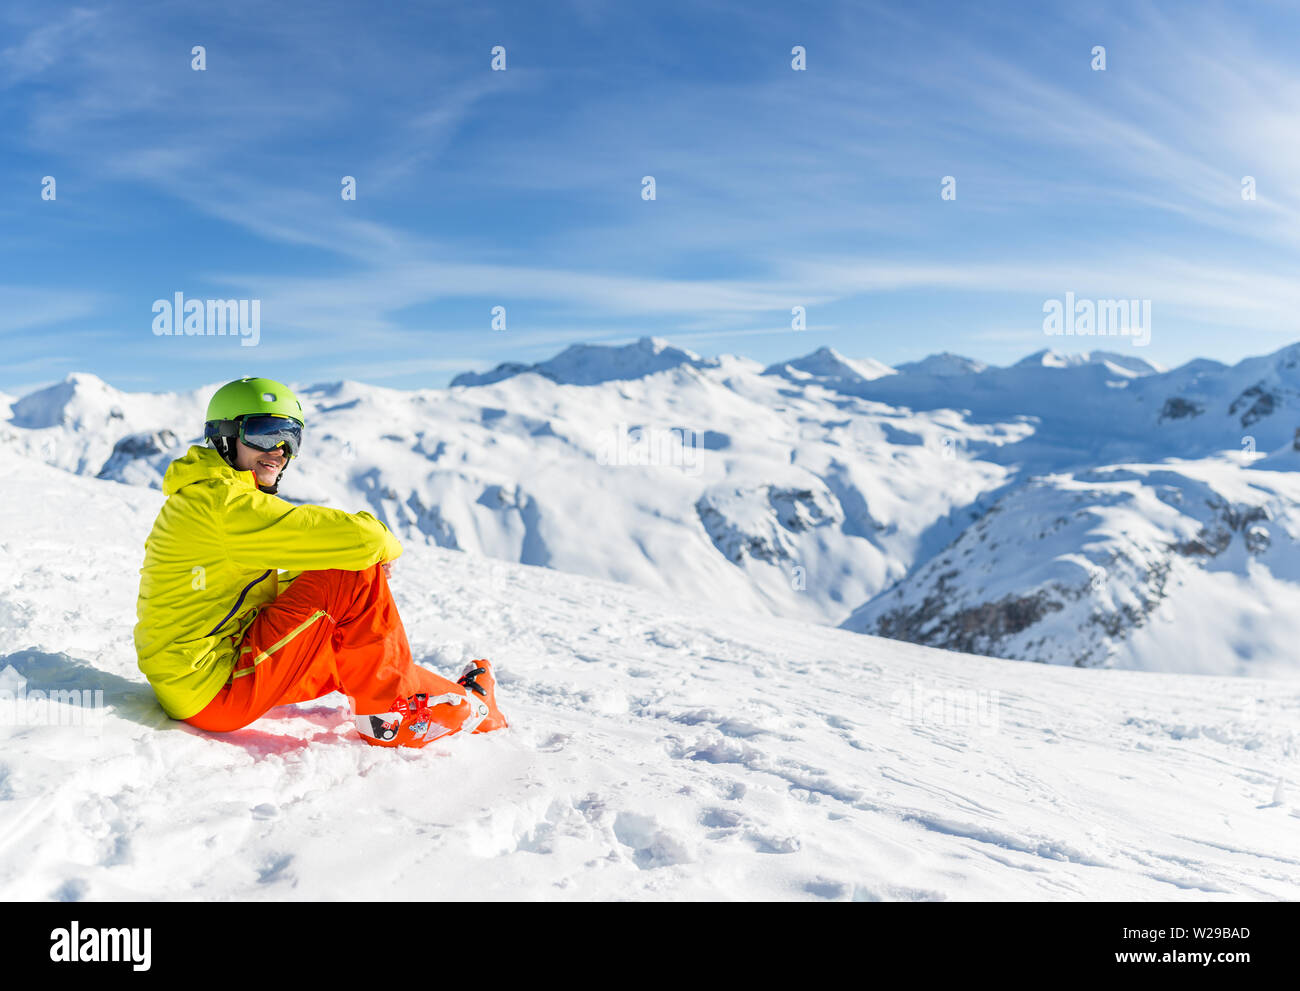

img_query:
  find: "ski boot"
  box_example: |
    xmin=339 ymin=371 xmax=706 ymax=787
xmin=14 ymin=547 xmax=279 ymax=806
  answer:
xmin=456 ymin=659 xmax=509 ymax=733
xmin=353 ymin=660 xmax=507 ymax=747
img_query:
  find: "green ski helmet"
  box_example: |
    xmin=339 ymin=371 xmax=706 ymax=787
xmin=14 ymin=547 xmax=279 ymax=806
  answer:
xmin=203 ymin=377 xmax=305 ymax=491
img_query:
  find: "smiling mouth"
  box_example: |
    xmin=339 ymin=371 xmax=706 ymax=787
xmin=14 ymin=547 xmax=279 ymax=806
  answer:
xmin=257 ymin=459 xmax=281 ymax=472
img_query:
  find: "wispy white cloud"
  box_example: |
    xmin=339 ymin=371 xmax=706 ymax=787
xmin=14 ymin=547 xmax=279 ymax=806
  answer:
xmin=0 ymin=286 xmax=106 ymax=336
xmin=0 ymin=6 xmax=105 ymax=83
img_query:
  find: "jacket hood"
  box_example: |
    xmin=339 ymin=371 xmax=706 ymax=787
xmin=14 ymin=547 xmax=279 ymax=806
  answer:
xmin=162 ymin=445 xmax=257 ymax=497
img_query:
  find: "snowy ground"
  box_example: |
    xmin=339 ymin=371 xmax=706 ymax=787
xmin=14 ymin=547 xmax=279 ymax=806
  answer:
xmin=1 ymin=450 xmax=1298 ymax=900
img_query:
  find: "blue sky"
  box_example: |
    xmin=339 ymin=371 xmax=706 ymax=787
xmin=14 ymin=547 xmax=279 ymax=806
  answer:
xmin=4 ymin=0 xmax=1300 ymax=394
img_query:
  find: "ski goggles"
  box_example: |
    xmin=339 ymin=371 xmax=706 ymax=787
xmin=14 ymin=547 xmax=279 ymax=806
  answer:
xmin=235 ymin=414 xmax=303 ymax=457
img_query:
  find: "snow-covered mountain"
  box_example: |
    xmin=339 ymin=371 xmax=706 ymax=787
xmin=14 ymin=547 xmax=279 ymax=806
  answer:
xmin=1 ymin=447 xmax=1296 ymax=900
xmin=761 ymin=346 xmax=897 ymax=386
xmin=5 ymin=335 xmax=1300 ymax=677
xmin=893 ymin=352 xmax=988 ymax=377
xmin=1 ymin=373 xmax=205 ymax=480
xmin=842 ymin=459 xmax=1300 ymax=677
xmin=1012 ymin=348 xmax=1165 ymax=376
xmin=449 ymin=336 xmax=734 ymax=387
xmin=1 ymin=345 xmax=1013 ymax=632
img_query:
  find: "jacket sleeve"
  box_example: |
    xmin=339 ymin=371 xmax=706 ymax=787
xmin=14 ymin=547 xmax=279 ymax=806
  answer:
xmin=222 ymin=491 xmax=403 ymax=573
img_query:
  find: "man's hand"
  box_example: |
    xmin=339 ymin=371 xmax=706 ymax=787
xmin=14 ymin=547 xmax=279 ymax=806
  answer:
xmin=382 ymin=562 xmax=393 ymax=579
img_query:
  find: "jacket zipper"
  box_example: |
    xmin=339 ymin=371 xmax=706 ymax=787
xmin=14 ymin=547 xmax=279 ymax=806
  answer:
xmin=204 ymin=569 xmax=273 ymax=638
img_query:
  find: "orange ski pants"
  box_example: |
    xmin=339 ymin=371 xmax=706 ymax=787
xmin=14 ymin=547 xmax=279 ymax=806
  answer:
xmin=186 ymin=564 xmax=459 ymax=732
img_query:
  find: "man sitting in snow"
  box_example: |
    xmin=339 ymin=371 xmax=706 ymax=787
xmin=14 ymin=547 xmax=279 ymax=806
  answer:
xmin=132 ymin=376 xmax=507 ymax=747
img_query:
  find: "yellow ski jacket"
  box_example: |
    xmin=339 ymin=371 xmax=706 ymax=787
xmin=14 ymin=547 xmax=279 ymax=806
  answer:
xmin=133 ymin=445 xmax=402 ymax=719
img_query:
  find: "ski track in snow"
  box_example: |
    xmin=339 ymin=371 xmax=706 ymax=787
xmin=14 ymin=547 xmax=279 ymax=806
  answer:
xmin=1 ymin=452 xmax=1298 ymax=900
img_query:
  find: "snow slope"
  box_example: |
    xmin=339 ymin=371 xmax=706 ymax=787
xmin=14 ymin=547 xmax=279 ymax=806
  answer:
xmin=1 ymin=449 xmax=1297 ymax=900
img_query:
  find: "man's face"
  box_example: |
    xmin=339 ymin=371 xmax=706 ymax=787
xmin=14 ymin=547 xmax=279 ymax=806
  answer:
xmin=234 ymin=438 xmax=288 ymax=488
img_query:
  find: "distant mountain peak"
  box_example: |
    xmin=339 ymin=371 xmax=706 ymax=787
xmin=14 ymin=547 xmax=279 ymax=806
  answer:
xmin=1014 ymin=349 xmax=1163 ymax=375
xmin=65 ymin=371 xmax=112 ymax=387
xmin=10 ymin=372 xmax=126 ymax=429
xmin=893 ymin=352 xmax=988 ymax=376
xmin=1015 ymin=348 xmax=1082 ymax=369
xmin=762 ymin=346 xmax=895 ymax=384
xmin=451 ymin=335 xmax=719 ymax=387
